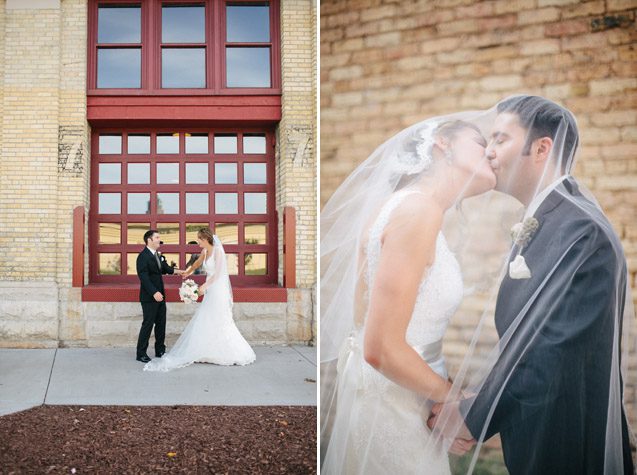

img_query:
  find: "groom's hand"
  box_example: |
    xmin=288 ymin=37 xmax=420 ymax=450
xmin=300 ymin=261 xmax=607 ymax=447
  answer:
xmin=153 ymin=291 xmax=164 ymax=302
xmin=449 ymin=437 xmax=476 ymax=455
xmin=427 ymin=402 xmax=474 ymax=440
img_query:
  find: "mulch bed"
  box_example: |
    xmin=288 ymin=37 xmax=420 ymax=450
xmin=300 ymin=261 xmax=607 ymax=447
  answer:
xmin=0 ymin=405 xmax=316 ymax=474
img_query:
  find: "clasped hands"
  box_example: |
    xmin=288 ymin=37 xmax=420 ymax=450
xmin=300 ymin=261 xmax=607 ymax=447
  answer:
xmin=179 ymin=270 xmax=207 ymax=295
xmin=426 ymin=400 xmax=477 ymax=455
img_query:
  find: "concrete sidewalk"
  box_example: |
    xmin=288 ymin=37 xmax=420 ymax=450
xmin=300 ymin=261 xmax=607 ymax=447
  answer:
xmin=0 ymin=345 xmax=316 ymax=416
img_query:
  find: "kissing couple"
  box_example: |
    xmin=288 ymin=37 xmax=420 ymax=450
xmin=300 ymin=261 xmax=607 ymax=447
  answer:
xmin=320 ymin=95 xmax=634 ymax=474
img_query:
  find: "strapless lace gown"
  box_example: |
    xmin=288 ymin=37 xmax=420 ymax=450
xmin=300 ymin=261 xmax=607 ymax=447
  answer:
xmin=323 ymin=190 xmax=463 ymax=474
xmin=144 ymin=253 xmax=256 ymax=372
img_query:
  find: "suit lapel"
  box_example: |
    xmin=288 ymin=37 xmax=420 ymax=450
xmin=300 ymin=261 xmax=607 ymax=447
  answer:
xmin=495 ymin=180 xmax=575 ymax=334
xmin=144 ymin=247 xmax=160 ymax=272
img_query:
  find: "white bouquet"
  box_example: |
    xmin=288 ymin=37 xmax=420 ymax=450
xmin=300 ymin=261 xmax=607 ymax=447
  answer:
xmin=179 ymin=279 xmax=199 ymax=304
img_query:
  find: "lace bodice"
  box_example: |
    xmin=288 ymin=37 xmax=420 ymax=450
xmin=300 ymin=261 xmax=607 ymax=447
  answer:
xmin=364 ymin=189 xmax=463 ymax=347
xmin=202 ymin=249 xmax=215 ymax=281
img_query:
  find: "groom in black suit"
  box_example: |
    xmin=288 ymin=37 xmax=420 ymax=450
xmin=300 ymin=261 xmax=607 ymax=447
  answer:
xmin=429 ymin=96 xmax=634 ymax=474
xmin=135 ymin=229 xmax=181 ymax=363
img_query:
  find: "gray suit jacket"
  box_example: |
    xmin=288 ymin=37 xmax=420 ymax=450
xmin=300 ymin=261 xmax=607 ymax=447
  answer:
xmin=462 ymin=178 xmax=633 ymax=474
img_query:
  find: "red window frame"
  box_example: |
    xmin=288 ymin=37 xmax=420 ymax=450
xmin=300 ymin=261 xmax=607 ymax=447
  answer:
xmin=90 ymin=128 xmax=278 ymax=286
xmin=87 ymin=0 xmax=281 ymax=95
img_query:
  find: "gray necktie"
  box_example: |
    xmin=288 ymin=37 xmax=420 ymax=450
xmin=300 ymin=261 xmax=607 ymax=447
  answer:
xmin=154 ymin=251 xmax=162 ymax=270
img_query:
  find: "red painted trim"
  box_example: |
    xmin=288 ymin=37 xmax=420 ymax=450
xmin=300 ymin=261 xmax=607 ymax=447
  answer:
xmin=73 ymin=207 xmax=85 ymax=287
xmin=87 ymin=95 xmax=282 ymax=125
xmin=81 ymin=284 xmax=287 ymax=302
xmin=88 ymin=0 xmax=281 ymax=94
xmin=283 ymin=206 xmax=296 ymax=288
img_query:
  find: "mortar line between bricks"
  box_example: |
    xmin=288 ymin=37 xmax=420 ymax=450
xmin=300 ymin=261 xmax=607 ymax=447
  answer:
xmin=43 ymin=348 xmax=58 ymax=405
xmin=291 ymin=346 xmax=316 ymax=367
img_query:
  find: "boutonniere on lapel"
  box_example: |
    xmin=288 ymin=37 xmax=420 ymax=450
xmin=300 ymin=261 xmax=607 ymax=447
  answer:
xmin=509 ymin=217 xmax=539 ymax=280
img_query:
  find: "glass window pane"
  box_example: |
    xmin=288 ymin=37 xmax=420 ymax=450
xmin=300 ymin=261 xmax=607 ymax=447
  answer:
xmin=215 ymin=193 xmax=238 ymax=214
xmin=98 ymin=253 xmax=121 ymax=275
xmin=157 ymin=163 xmax=179 ymax=184
xmin=226 ymin=47 xmax=270 ymax=88
xmin=226 ymin=253 xmax=239 ymax=275
xmin=128 ymin=134 xmax=150 ymax=154
xmin=157 ymin=134 xmax=180 ymax=154
xmin=161 ymin=253 xmax=179 ymax=269
xmin=99 ymin=223 xmax=121 ymax=244
xmin=186 ymin=223 xmax=208 ymax=243
xmin=226 ymin=4 xmax=270 ymax=43
xmin=185 ymin=133 xmax=208 ymax=154
xmin=126 ymin=253 xmax=138 ymax=275
xmin=244 ymin=192 xmax=267 ymax=214
xmin=157 ymin=193 xmax=180 ymax=214
xmin=99 ymin=135 xmax=122 ymax=154
xmin=128 ymin=193 xmax=151 ymax=214
xmin=99 ymin=163 xmax=121 ymax=184
xmin=214 ymin=135 xmax=238 ymax=154
xmin=98 ymin=193 xmax=121 ymax=214
xmin=162 ymin=48 xmax=205 ymax=88
xmin=127 ymin=223 xmax=150 ymax=244
xmin=162 ymin=5 xmax=205 ymax=43
xmin=98 ymin=6 xmax=141 ymax=44
xmin=186 ymin=163 xmax=208 ymax=184
xmin=245 ymin=253 xmax=267 ymax=275
xmin=97 ymin=48 xmax=141 ymax=88
xmin=243 ymin=135 xmax=266 ymax=154
xmin=244 ymin=223 xmax=266 ymax=244
xmin=186 ymin=193 xmax=209 ymax=214
xmin=127 ymin=163 xmax=150 ymax=184
xmin=215 ymin=163 xmax=237 ymax=184
xmin=243 ymin=163 xmax=266 ymax=184
xmin=157 ymin=223 xmax=180 ymax=244
xmin=215 ymin=223 xmax=238 ymax=245
xmin=186 ymin=253 xmax=204 ymax=274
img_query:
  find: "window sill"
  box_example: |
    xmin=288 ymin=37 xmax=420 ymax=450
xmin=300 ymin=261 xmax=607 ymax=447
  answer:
xmin=81 ymin=283 xmax=287 ymax=302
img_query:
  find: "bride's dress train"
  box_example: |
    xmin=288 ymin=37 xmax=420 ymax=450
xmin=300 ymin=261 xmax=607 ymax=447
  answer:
xmin=144 ymin=239 xmax=255 ymax=372
xmin=323 ymin=190 xmax=463 ymax=474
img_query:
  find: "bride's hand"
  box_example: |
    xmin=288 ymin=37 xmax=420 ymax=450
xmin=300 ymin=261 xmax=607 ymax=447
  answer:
xmin=198 ymin=285 xmax=206 ymax=296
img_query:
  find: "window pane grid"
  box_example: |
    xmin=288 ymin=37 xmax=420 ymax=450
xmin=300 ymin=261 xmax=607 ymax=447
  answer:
xmin=92 ymin=129 xmax=275 ymax=283
xmin=91 ymin=0 xmax=277 ymax=91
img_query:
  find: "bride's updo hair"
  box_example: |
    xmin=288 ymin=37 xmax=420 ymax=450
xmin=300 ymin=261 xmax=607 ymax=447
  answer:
xmin=434 ymin=120 xmax=481 ymax=144
xmin=394 ymin=119 xmax=482 ymax=190
xmin=198 ymin=227 xmax=214 ymax=244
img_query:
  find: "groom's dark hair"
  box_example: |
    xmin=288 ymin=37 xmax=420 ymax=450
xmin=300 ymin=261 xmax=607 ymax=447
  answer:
xmin=143 ymin=229 xmax=158 ymax=245
xmin=497 ymin=95 xmax=579 ymax=172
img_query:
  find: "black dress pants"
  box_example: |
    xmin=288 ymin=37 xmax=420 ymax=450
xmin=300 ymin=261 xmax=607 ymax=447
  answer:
xmin=136 ymin=301 xmax=167 ymax=357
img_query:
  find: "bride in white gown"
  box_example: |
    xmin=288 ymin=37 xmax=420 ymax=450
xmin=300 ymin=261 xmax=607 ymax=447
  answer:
xmin=321 ymin=120 xmax=496 ymax=474
xmin=144 ymin=227 xmax=255 ymax=372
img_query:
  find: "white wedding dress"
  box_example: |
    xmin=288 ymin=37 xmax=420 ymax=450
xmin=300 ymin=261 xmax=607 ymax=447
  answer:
xmin=324 ymin=190 xmax=463 ymax=474
xmin=144 ymin=239 xmax=256 ymax=372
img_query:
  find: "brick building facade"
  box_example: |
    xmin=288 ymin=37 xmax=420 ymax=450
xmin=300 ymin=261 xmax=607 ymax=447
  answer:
xmin=321 ymin=0 xmax=637 ymax=429
xmin=0 ymin=0 xmax=316 ymax=348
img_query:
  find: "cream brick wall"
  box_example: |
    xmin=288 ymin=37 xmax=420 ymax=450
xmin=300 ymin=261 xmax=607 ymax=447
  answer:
xmin=321 ymin=0 xmax=637 ymax=424
xmin=278 ymin=0 xmax=317 ymax=290
xmin=0 ymin=0 xmax=317 ymax=347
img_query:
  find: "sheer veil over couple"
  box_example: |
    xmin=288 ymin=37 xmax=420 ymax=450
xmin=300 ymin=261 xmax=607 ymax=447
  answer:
xmin=135 ymin=227 xmax=255 ymax=372
xmin=320 ymin=96 xmax=635 ymax=474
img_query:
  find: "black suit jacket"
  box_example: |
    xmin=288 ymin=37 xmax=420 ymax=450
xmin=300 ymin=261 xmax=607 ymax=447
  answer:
xmin=137 ymin=247 xmax=174 ymax=302
xmin=462 ymin=178 xmax=633 ymax=474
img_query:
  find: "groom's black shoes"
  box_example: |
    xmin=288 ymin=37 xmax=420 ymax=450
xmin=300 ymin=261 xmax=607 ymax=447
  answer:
xmin=156 ymin=351 xmax=165 ymax=358
xmin=136 ymin=355 xmax=151 ymax=363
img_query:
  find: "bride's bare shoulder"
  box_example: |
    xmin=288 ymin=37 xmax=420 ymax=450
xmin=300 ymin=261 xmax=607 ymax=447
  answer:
xmin=389 ymin=192 xmax=443 ymax=227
